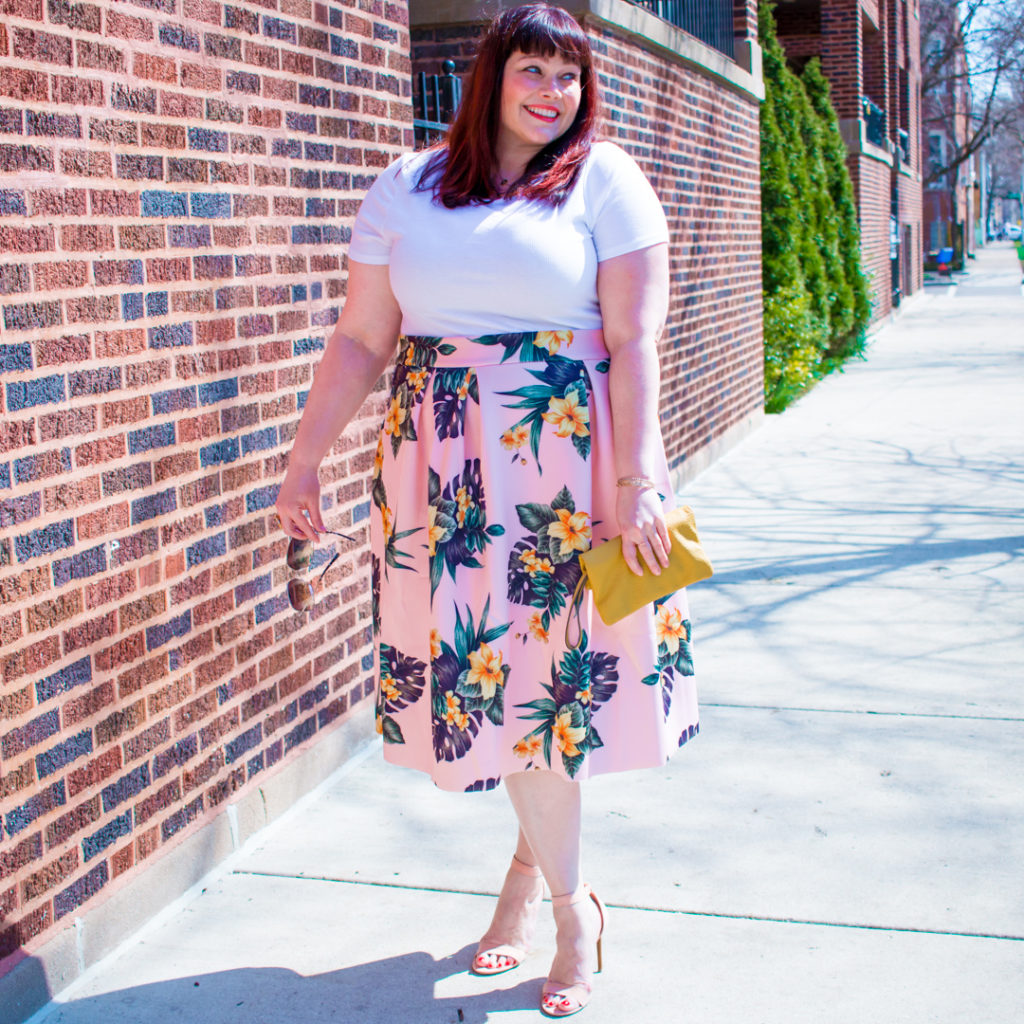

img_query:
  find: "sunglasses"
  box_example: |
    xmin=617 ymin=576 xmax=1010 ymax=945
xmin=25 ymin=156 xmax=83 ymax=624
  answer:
xmin=286 ymin=529 xmax=357 ymax=611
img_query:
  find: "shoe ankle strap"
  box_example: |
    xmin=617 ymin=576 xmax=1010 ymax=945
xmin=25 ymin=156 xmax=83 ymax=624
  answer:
xmin=550 ymin=882 xmax=590 ymax=907
xmin=510 ymin=854 xmax=543 ymax=877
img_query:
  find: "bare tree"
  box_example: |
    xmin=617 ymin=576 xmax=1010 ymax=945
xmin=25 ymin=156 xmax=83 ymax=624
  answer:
xmin=921 ymin=0 xmax=1024 ymax=187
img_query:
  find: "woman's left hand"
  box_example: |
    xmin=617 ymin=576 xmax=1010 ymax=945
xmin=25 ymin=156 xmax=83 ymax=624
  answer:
xmin=616 ymin=486 xmax=671 ymax=576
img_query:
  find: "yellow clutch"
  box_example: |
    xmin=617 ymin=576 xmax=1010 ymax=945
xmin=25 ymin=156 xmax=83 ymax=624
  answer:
xmin=566 ymin=506 xmax=713 ymax=646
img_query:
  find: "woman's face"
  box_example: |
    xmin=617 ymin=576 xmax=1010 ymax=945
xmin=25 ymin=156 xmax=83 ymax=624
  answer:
xmin=497 ymin=49 xmax=583 ymax=161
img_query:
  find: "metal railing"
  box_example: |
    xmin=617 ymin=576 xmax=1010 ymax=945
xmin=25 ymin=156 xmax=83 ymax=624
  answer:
xmin=413 ymin=60 xmax=463 ymax=149
xmin=861 ymin=95 xmax=886 ymax=149
xmin=626 ymin=0 xmax=735 ymax=59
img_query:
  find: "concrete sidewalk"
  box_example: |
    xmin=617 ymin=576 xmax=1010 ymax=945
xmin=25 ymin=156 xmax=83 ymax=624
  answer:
xmin=24 ymin=245 xmax=1024 ymax=1024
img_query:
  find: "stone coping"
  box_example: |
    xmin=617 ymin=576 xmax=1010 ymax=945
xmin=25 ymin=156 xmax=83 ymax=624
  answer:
xmin=839 ymin=117 xmax=895 ymax=166
xmin=409 ymin=0 xmax=765 ymax=102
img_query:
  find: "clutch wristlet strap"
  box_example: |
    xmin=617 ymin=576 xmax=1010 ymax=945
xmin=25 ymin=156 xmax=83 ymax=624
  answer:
xmin=565 ymin=572 xmax=587 ymax=650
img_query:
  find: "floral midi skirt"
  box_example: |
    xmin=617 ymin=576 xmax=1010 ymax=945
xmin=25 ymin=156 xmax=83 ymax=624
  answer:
xmin=370 ymin=328 xmax=698 ymax=792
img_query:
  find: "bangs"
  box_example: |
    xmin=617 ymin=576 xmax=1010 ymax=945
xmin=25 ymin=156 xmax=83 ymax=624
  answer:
xmin=508 ymin=8 xmax=591 ymax=67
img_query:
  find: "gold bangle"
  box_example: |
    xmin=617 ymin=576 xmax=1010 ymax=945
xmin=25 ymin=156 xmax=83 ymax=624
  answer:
xmin=616 ymin=475 xmax=656 ymax=489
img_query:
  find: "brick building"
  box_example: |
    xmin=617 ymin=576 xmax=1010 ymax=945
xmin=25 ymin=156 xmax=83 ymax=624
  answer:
xmin=920 ymin=0 xmax=973 ymax=266
xmin=772 ymin=0 xmax=923 ymax=316
xmin=0 ymin=0 xmax=763 ymax=1015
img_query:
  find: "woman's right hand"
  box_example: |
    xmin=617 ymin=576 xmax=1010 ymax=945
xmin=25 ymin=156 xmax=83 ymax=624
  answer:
xmin=275 ymin=464 xmax=325 ymax=541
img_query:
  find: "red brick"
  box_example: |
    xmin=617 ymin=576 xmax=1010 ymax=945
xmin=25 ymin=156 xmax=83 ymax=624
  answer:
xmin=25 ymin=589 xmax=82 ymax=633
xmin=44 ymin=795 xmax=101 ymax=851
xmin=0 ymin=759 xmax=35 ymax=800
xmin=0 ymin=833 xmax=42 ymax=881
xmin=119 ymin=592 xmax=167 ymax=631
xmin=43 ymin=475 xmax=102 ymax=513
xmin=95 ymin=631 xmax=145 ymax=673
xmin=0 ymin=684 xmax=34 ymax=722
xmin=117 ymin=653 xmax=168 ymax=699
xmin=136 ymin=825 xmax=159 ymax=861
xmin=84 ymin=569 xmax=136 ymax=611
xmin=149 ymin=677 xmax=193 ymax=716
xmin=182 ymin=750 xmax=223 ymax=793
xmin=111 ymin=842 xmax=134 ymax=879
xmin=1 ymin=635 xmax=61 ymax=685
xmin=76 ymin=502 xmax=129 ymax=542
xmin=67 ymin=747 xmax=122 ymax=798
xmin=63 ymin=610 xmax=117 ymax=654
xmin=21 ymin=848 xmax=79 ymax=903
xmin=172 ymin=690 xmax=215 ymax=732
xmin=61 ymin=681 xmax=116 ymax=727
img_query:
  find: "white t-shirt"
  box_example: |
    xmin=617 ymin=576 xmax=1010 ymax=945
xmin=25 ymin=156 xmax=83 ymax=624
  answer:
xmin=348 ymin=140 xmax=669 ymax=336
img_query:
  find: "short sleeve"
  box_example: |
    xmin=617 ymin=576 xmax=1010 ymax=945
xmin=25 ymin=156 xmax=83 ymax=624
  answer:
xmin=348 ymin=155 xmax=408 ymax=265
xmin=586 ymin=143 xmax=669 ymax=262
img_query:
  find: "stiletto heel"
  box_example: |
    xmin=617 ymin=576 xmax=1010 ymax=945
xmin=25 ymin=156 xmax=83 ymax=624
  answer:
xmin=540 ymin=884 xmax=606 ymax=1018
xmin=471 ymin=855 xmax=544 ymax=976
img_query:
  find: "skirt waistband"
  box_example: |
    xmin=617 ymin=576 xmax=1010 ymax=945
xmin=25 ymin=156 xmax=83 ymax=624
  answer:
xmin=398 ymin=328 xmax=608 ymax=369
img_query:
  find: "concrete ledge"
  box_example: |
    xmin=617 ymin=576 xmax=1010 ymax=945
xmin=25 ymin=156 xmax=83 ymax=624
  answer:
xmin=669 ymin=407 xmax=765 ymax=493
xmin=409 ymin=0 xmax=764 ymax=102
xmin=0 ymin=706 xmax=376 ymax=1024
xmin=840 ymin=118 xmax=894 ymax=166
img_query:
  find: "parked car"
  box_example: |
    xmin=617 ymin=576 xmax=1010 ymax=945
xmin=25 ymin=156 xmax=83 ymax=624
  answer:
xmin=1005 ymin=223 xmax=1022 ymax=240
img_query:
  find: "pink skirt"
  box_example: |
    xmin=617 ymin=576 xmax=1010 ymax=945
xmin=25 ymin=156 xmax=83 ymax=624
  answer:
xmin=369 ymin=328 xmax=698 ymax=792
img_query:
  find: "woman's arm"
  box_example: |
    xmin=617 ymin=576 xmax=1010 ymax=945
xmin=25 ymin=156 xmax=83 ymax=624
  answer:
xmin=275 ymin=260 xmax=402 ymax=541
xmin=596 ymin=242 xmax=671 ymax=576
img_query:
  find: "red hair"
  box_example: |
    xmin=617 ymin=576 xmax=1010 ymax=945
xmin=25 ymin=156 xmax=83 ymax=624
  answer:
xmin=418 ymin=3 xmax=600 ymax=207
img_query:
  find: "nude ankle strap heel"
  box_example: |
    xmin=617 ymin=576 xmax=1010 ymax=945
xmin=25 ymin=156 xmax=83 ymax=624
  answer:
xmin=471 ymin=856 xmax=545 ymax=976
xmin=541 ymin=884 xmax=606 ymax=1018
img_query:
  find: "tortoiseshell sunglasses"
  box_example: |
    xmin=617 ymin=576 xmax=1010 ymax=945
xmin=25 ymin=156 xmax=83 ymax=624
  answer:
xmin=286 ymin=529 xmax=357 ymax=611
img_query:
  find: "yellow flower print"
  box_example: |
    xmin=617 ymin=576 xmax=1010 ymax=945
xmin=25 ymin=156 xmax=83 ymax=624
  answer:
xmin=551 ymin=709 xmax=586 ymax=758
xmin=375 ymin=714 xmax=384 ymax=735
xmin=429 ymin=628 xmax=442 ymax=661
xmin=381 ymin=504 xmax=394 ymax=541
xmin=455 ymin=485 xmax=474 ymax=527
xmin=533 ymin=330 xmax=574 ymax=355
xmin=548 ymin=508 xmax=592 ymax=557
xmin=514 ymin=734 xmax=543 ymax=759
xmin=407 ymin=368 xmax=428 ymax=394
xmin=655 ymin=605 xmax=688 ymax=655
xmin=528 ymin=611 xmax=549 ymax=642
xmin=575 ymin=684 xmax=592 ymax=705
xmin=444 ymin=692 xmax=470 ymax=730
xmin=542 ymin=391 xmax=589 ymax=438
xmin=500 ymin=423 xmax=530 ymax=450
xmin=403 ymin=342 xmax=416 ymax=366
xmin=372 ymin=436 xmax=384 ymax=479
xmin=456 ymin=370 xmax=473 ymax=399
xmin=519 ymin=548 xmax=555 ymax=576
xmin=466 ymin=641 xmax=505 ymax=700
xmin=426 ymin=504 xmax=446 ymax=556
xmin=380 ymin=673 xmax=400 ymax=702
xmin=383 ymin=395 xmax=406 ymax=437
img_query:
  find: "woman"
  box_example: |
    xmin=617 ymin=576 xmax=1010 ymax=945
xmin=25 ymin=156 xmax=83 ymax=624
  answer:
xmin=275 ymin=4 xmax=698 ymax=1016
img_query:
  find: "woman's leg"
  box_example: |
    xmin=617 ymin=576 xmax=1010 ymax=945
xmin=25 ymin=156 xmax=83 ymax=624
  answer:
xmin=473 ymin=826 xmax=545 ymax=970
xmin=504 ymin=771 xmax=603 ymax=994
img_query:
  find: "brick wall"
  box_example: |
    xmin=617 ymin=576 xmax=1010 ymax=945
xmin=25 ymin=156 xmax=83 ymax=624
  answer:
xmin=413 ymin=15 xmax=764 ymax=471
xmin=586 ymin=19 xmax=763 ymax=462
xmin=1 ymin=0 xmax=410 ymax=970
xmin=850 ymin=152 xmax=893 ymax=316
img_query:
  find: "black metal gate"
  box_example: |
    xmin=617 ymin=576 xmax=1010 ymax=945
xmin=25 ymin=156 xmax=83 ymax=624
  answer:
xmin=413 ymin=60 xmax=463 ymax=149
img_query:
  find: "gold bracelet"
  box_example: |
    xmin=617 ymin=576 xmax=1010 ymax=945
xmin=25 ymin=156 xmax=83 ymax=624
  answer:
xmin=616 ymin=475 xmax=656 ymax=489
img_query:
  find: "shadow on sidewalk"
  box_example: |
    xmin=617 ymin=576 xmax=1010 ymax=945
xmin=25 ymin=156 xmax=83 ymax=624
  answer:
xmin=35 ymin=944 xmax=539 ymax=1024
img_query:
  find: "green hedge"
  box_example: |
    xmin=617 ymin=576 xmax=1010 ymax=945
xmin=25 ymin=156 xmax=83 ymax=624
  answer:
xmin=759 ymin=1 xmax=872 ymax=412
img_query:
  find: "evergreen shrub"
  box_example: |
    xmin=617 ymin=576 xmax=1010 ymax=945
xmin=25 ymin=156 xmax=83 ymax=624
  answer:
xmin=758 ymin=1 xmax=874 ymax=410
